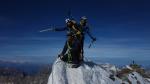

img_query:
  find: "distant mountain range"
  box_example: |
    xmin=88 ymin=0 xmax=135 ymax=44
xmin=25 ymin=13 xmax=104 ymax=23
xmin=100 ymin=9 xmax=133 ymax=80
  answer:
xmin=0 ymin=59 xmax=51 ymax=75
xmin=0 ymin=60 xmax=51 ymax=84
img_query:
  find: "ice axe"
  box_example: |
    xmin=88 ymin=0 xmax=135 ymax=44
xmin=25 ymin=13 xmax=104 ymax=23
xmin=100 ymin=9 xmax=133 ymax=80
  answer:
xmin=39 ymin=28 xmax=54 ymax=32
xmin=88 ymin=39 xmax=96 ymax=48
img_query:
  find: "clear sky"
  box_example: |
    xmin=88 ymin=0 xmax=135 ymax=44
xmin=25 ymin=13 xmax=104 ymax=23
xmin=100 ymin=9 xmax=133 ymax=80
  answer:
xmin=0 ymin=0 xmax=150 ymax=65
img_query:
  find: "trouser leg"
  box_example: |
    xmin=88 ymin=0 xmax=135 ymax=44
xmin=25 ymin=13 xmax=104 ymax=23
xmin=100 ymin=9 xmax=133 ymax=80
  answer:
xmin=80 ymin=37 xmax=84 ymax=61
xmin=61 ymin=41 xmax=68 ymax=55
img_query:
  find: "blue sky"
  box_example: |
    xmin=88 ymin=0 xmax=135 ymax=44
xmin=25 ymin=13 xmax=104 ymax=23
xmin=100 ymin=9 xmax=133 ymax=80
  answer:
xmin=0 ymin=0 xmax=150 ymax=65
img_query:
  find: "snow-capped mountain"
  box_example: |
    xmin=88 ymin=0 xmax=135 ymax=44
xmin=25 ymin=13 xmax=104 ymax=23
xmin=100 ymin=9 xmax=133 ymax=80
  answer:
xmin=47 ymin=58 xmax=150 ymax=84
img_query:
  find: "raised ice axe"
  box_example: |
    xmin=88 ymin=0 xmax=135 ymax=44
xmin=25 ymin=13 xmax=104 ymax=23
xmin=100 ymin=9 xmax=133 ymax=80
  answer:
xmin=39 ymin=28 xmax=54 ymax=32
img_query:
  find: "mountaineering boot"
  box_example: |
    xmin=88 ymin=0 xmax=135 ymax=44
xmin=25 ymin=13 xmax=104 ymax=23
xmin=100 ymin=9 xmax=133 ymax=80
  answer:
xmin=58 ymin=54 xmax=64 ymax=61
xmin=58 ymin=54 xmax=68 ymax=63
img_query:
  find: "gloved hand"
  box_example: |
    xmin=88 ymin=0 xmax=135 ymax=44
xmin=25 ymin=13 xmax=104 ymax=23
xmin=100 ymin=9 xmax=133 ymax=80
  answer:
xmin=58 ymin=53 xmax=64 ymax=59
xmin=92 ymin=37 xmax=96 ymax=42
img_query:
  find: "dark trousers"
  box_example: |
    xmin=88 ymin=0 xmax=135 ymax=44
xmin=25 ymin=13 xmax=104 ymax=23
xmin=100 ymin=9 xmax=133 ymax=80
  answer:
xmin=61 ymin=36 xmax=83 ymax=62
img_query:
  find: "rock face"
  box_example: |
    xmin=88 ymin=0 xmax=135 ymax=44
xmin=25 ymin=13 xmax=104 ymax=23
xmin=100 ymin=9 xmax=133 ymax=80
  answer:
xmin=47 ymin=58 xmax=150 ymax=84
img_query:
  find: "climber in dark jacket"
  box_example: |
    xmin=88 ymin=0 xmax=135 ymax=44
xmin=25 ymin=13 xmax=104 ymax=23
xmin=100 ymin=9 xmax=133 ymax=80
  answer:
xmin=78 ymin=16 xmax=96 ymax=61
xmin=51 ymin=19 xmax=82 ymax=63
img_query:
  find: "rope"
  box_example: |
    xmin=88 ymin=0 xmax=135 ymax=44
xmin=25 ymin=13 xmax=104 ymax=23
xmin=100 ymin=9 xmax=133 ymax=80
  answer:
xmin=67 ymin=41 xmax=72 ymax=63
